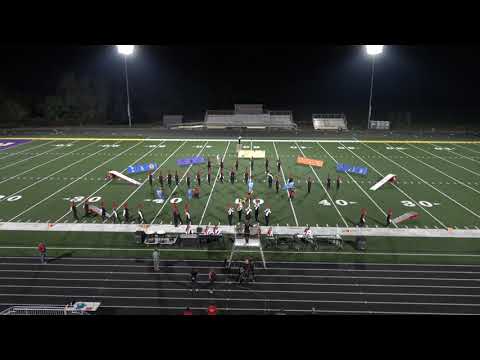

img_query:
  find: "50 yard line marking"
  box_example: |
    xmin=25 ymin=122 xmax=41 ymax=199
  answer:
xmin=273 ymin=141 xmax=299 ymax=226
xmin=199 ymin=141 xmax=231 ymax=225
xmin=317 ymin=142 xmax=396 ymax=227
xmin=0 ymin=140 xmax=95 ymax=186
xmin=7 ymin=141 xmax=144 ymax=223
xmin=295 ymin=141 xmax=347 ymax=227
xmin=53 ymin=141 xmax=172 ymax=224
xmin=364 ymin=143 xmax=480 ymax=220
xmin=150 ymin=141 xmax=209 ymax=224
xmin=0 ymin=140 xmax=55 ymax=161
xmin=340 ymin=142 xmax=447 ymax=229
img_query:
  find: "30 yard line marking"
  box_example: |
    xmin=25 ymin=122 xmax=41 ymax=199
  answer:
xmin=0 ymin=141 xmax=95 ymax=186
xmin=116 ymin=141 xmax=187 ymax=210
xmin=368 ymin=143 xmax=480 ymax=219
xmin=0 ymin=140 xmax=55 ymax=161
xmin=150 ymin=142 xmax=209 ymax=224
xmin=0 ymin=141 xmax=62 ymax=171
xmin=340 ymin=142 xmax=447 ymax=229
xmin=199 ymin=141 xmax=231 ymax=225
xmin=273 ymin=141 xmax=299 ymax=226
xmin=6 ymin=141 xmax=143 ymax=223
xmin=317 ymin=142 xmax=396 ymax=228
xmin=410 ymin=144 xmax=480 ymax=177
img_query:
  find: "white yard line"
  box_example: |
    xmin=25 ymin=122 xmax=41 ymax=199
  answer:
xmin=365 ymin=143 xmax=480 ymax=219
xmin=0 ymin=140 xmax=55 ymax=161
xmin=397 ymin=144 xmax=480 ymax=194
xmin=6 ymin=141 xmax=143 ymax=223
xmin=150 ymin=142 xmax=209 ymax=224
xmin=0 ymin=141 xmax=95 ymax=186
xmin=199 ymin=141 xmax=231 ymax=225
xmin=317 ymin=142 xmax=395 ymax=227
xmin=116 ymin=141 xmax=187 ymax=210
xmin=341 ymin=142 xmax=448 ymax=229
xmin=408 ymin=144 xmax=480 ymax=176
xmin=273 ymin=141 xmax=299 ymax=226
xmin=455 ymin=143 xmax=480 ymax=156
xmin=443 ymin=146 xmax=480 ymax=164
xmin=54 ymin=141 xmax=168 ymax=224
xmin=295 ymin=142 xmax=347 ymax=227
xmin=0 ymin=141 xmax=107 ymax=204
xmin=0 ymin=141 xmax=62 ymax=171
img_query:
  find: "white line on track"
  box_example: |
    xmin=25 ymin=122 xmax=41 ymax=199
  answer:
xmin=366 ymin=142 xmax=480 ymax=219
xmin=116 ymin=141 xmax=187 ymax=210
xmin=0 ymin=141 xmax=96 ymax=186
xmin=54 ymin=141 xmax=167 ymax=223
xmin=199 ymin=141 xmax=231 ymax=225
xmin=273 ymin=141 xmax=299 ymax=226
xmin=6 ymin=141 xmax=142 ymax=222
xmin=341 ymin=142 xmax=449 ymax=228
xmin=0 ymin=141 xmax=55 ymax=161
xmin=0 ymin=292 xmax=479 ymax=308
xmin=402 ymin=144 xmax=480 ymax=193
xmin=150 ymin=141 xmax=209 ymax=224
xmin=0 ymin=141 xmax=61 ymax=171
xmin=317 ymin=142 xmax=394 ymax=227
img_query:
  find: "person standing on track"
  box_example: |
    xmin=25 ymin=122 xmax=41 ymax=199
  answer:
xmin=38 ymin=241 xmax=47 ymax=264
xmin=71 ymin=201 xmax=78 ymax=221
xmin=208 ymin=269 xmax=217 ymax=295
xmin=191 ymin=268 xmax=199 ymax=293
xmin=152 ymin=248 xmax=160 ymax=272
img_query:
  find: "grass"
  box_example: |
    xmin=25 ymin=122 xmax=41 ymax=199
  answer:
xmin=0 ymin=137 xmax=480 ymax=264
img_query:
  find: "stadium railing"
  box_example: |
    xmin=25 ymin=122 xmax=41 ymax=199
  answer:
xmin=0 ymin=305 xmax=89 ymax=315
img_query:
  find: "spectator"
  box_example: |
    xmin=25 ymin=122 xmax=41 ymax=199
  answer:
xmin=208 ymin=269 xmax=217 ymax=294
xmin=191 ymin=268 xmax=199 ymax=293
xmin=207 ymin=304 xmax=217 ymax=315
xmin=183 ymin=307 xmax=193 ymax=316
xmin=38 ymin=241 xmax=47 ymax=264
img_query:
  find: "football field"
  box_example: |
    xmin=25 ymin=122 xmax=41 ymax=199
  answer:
xmin=0 ymin=137 xmax=480 ymax=263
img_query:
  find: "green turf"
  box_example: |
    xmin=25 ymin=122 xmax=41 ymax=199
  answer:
xmin=1 ymin=138 xmax=480 ymax=264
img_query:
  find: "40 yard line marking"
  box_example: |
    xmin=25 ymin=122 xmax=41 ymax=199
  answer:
xmin=53 ymin=141 xmax=170 ymax=224
xmin=340 ymin=142 xmax=447 ymax=229
xmin=0 ymin=140 xmax=55 ymax=161
xmin=6 ymin=141 xmax=143 ymax=223
xmin=150 ymin=141 xmax=209 ymax=224
xmin=295 ymin=141 xmax=347 ymax=227
xmin=199 ymin=141 xmax=231 ymax=225
xmin=317 ymin=142 xmax=396 ymax=228
xmin=273 ymin=141 xmax=299 ymax=226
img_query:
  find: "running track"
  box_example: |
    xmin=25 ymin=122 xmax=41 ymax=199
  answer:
xmin=1 ymin=256 xmax=480 ymax=315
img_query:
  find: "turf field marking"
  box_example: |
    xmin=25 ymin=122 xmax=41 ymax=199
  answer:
xmin=116 ymin=141 xmax=187 ymax=210
xmin=294 ymin=142 xmax=347 ymax=227
xmin=317 ymin=142 xmax=395 ymax=227
xmin=365 ymin=143 xmax=480 ymax=219
xmin=455 ymin=144 xmax=480 ymax=156
xmin=0 ymin=140 xmax=55 ymax=161
xmin=340 ymin=143 xmax=448 ymax=229
xmin=272 ymin=142 xmax=299 ymax=226
xmin=0 ymin=141 xmax=96 ymax=186
xmin=150 ymin=142 xmax=209 ymax=224
xmin=53 ymin=141 xmax=167 ymax=223
xmin=199 ymin=141 xmax=231 ymax=225
xmin=0 ymin=141 xmax=63 ymax=171
xmin=0 ymin=141 xmax=109 ymax=205
xmin=439 ymin=144 xmax=480 ymax=164
xmin=6 ymin=141 xmax=143 ymax=223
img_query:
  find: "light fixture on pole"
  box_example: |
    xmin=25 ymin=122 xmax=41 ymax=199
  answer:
xmin=365 ymin=45 xmax=384 ymax=129
xmin=116 ymin=45 xmax=135 ymax=127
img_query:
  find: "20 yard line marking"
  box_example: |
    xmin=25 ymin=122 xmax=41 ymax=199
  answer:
xmin=273 ymin=141 xmax=299 ymax=226
xmin=317 ymin=142 xmax=396 ymax=228
xmin=7 ymin=141 xmax=143 ymax=223
xmin=340 ymin=142 xmax=447 ymax=229
xmin=199 ymin=141 xmax=231 ymax=225
xmin=367 ymin=143 xmax=480 ymax=219
xmin=150 ymin=141 xmax=209 ymax=224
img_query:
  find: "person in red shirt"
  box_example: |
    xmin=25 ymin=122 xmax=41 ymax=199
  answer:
xmin=207 ymin=304 xmax=217 ymax=315
xmin=183 ymin=307 xmax=193 ymax=316
xmin=38 ymin=242 xmax=47 ymax=264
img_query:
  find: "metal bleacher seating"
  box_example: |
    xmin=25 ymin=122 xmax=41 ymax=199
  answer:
xmin=312 ymin=114 xmax=348 ymax=130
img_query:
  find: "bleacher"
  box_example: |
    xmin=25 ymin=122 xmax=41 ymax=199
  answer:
xmin=205 ymin=105 xmax=297 ymax=130
xmin=312 ymin=114 xmax=348 ymax=131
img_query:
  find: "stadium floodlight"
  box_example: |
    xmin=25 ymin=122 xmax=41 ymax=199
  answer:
xmin=116 ymin=45 xmax=135 ymax=127
xmin=365 ymin=45 xmax=384 ymax=129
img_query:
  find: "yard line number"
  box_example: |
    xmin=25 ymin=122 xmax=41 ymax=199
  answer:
xmin=401 ymin=200 xmax=440 ymax=208
xmin=319 ymin=199 xmax=356 ymax=207
xmin=0 ymin=195 xmax=22 ymax=202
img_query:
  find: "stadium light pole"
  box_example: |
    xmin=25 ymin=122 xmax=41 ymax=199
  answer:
xmin=365 ymin=45 xmax=384 ymax=129
xmin=117 ymin=45 xmax=135 ymax=128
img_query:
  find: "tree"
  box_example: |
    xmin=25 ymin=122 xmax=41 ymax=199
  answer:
xmin=0 ymin=98 xmax=30 ymax=123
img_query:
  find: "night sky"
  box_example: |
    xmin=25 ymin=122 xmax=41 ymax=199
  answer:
xmin=1 ymin=44 xmax=480 ymax=125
